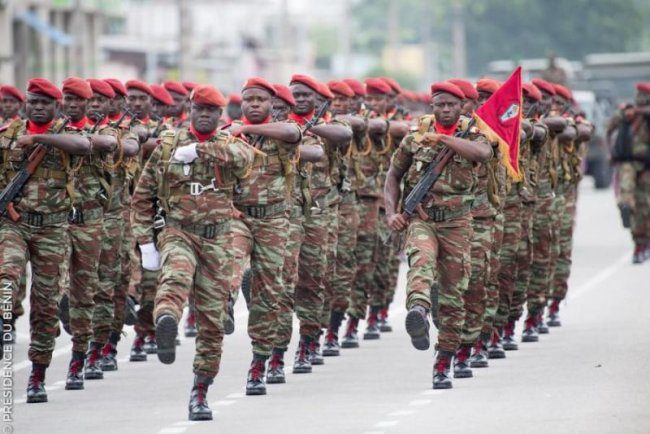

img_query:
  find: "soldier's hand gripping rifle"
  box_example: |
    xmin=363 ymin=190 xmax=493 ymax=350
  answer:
xmin=385 ymin=118 xmax=476 ymax=249
xmin=0 ymin=118 xmax=70 ymax=221
xmin=302 ymin=100 xmax=331 ymax=134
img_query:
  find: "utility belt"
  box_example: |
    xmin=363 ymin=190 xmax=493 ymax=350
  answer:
xmin=18 ymin=209 xmax=69 ymax=227
xmin=68 ymin=205 xmax=104 ymax=225
xmin=235 ymin=201 xmax=287 ymax=219
xmin=8 ymin=167 xmax=67 ymax=181
xmin=163 ymin=217 xmax=230 ymax=240
xmin=423 ymin=201 xmax=472 ymax=223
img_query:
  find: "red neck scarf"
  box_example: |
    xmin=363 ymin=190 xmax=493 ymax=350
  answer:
xmin=69 ymin=116 xmax=88 ymax=130
xmin=137 ymin=115 xmax=150 ymax=125
xmin=434 ymin=121 xmax=458 ymax=137
xmin=288 ymin=110 xmax=314 ymax=126
xmin=26 ymin=120 xmax=53 ymax=135
xmin=88 ymin=116 xmax=109 ymax=127
xmin=189 ymin=124 xmax=216 ymax=142
xmin=242 ymin=115 xmax=271 ymax=125
xmin=109 ymin=113 xmax=121 ymax=122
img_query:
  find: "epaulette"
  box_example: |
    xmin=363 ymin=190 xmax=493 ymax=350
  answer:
xmin=1 ymin=118 xmax=23 ymax=137
xmin=413 ymin=114 xmax=435 ymax=140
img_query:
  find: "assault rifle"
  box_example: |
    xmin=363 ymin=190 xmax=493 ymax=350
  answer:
xmin=303 ymin=100 xmax=331 ymax=134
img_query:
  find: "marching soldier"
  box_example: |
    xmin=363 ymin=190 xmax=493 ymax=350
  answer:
xmin=163 ymin=80 xmax=191 ymax=129
xmin=1 ymin=85 xmax=24 ymax=125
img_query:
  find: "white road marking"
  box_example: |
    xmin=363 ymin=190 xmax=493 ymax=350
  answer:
xmin=568 ymin=253 xmax=629 ymax=301
xmin=388 ymin=410 xmax=416 ymax=417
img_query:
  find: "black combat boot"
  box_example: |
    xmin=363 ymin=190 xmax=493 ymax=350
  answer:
xmin=363 ymin=307 xmax=381 ymax=340
xmin=129 ymin=335 xmax=147 ymax=361
xmin=633 ymin=244 xmax=645 ymax=264
xmin=522 ymin=314 xmax=539 ymax=342
xmin=293 ymin=337 xmax=312 ymax=373
xmin=619 ymin=204 xmax=632 ymax=229
xmin=322 ymin=329 xmax=340 ymax=357
xmin=58 ymin=293 xmax=71 ymax=335
xmin=266 ymin=349 xmax=286 ymax=384
xmin=536 ymin=312 xmax=549 ymax=334
xmin=547 ymin=299 xmax=562 ymax=327
xmin=487 ymin=328 xmax=506 ymax=359
xmin=309 ymin=336 xmax=324 ymax=366
xmin=223 ymin=297 xmax=235 ymax=335
xmin=502 ymin=320 xmax=519 ymax=351
xmin=453 ymin=345 xmax=473 ymax=379
xmin=100 ymin=331 xmax=120 ymax=371
xmin=341 ymin=316 xmax=360 ymax=349
xmin=156 ymin=314 xmax=178 ymax=364
xmin=188 ymin=375 xmax=213 ymax=421
xmin=433 ymin=352 xmax=453 ymax=389
xmin=65 ymin=352 xmax=85 ymax=390
xmin=405 ymin=305 xmax=430 ymax=351
xmin=124 ymin=295 xmax=138 ymax=326
xmin=84 ymin=342 xmax=104 ymax=380
xmin=469 ymin=334 xmax=489 ymax=368
xmin=245 ymin=355 xmax=267 ymax=396
xmin=143 ymin=332 xmax=158 ymax=354
xmin=184 ymin=308 xmax=198 ymax=338
xmin=26 ymin=363 xmax=48 ymax=403
xmin=378 ymin=306 xmax=393 ymax=332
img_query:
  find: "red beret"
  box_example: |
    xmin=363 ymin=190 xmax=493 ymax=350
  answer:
xmin=476 ymin=78 xmax=501 ymax=95
xmin=228 ymin=94 xmax=242 ymax=104
xmin=150 ymin=84 xmax=174 ymax=105
xmin=242 ymin=77 xmax=277 ymax=96
xmin=273 ymin=84 xmax=296 ymax=107
xmin=182 ymin=81 xmax=198 ymax=92
xmin=430 ymin=81 xmax=465 ymax=100
xmin=125 ymin=79 xmax=153 ymax=96
xmin=104 ymin=78 xmax=127 ymax=97
xmin=636 ymin=83 xmax=650 ymax=94
xmin=87 ymin=79 xmax=116 ymax=99
xmin=316 ymin=82 xmax=335 ymax=100
xmin=448 ymin=78 xmax=478 ymax=100
xmin=380 ymin=77 xmax=402 ymax=94
xmin=522 ymin=82 xmax=542 ymax=102
xmin=289 ymin=74 xmax=320 ymax=94
xmin=553 ymin=84 xmax=573 ymax=101
xmin=343 ymin=78 xmax=366 ymax=97
xmin=327 ymin=80 xmax=355 ymax=98
xmin=365 ymin=78 xmax=392 ymax=95
xmin=27 ymin=78 xmax=62 ymax=101
xmin=163 ymin=80 xmax=188 ymax=96
xmin=0 ymin=85 xmax=25 ymax=102
xmin=531 ymin=78 xmax=556 ymax=96
xmin=190 ymin=84 xmax=227 ymax=107
xmin=62 ymin=76 xmax=93 ymax=99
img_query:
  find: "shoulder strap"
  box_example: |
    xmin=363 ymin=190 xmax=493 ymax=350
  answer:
xmin=157 ymin=130 xmax=181 ymax=212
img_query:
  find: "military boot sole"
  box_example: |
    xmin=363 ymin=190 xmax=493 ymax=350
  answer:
xmin=502 ymin=342 xmax=519 ymax=351
xmin=189 ymin=409 xmax=213 ymax=421
xmin=547 ymin=319 xmax=562 ymax=327
xmin=379 ymin=324 xmax=393 ymax=332
xmin=184 ymin=327 xmax=198 ymax=338
xmin=65 ymin=381 xmax=84 ymax=390
xmin=453 ymin=369 xmax=473 ymax=379
xmin=245 ymin=386 xmax=267 ymax=396
xmin=26 ymin=393 xmax=48 ymax=403
xmin=292 ymin=364 xmax=312 ymax=374
xmin=266 ymin=372 xmax=286 ymax=384
xmin=537 ymin=326 xmax=549 ymax=334
xmin=521 ymin=334 xmax=539 ymax=343
xmin=487 ymin=350 xmax=506 ymax=359
xmin=432 ymin=378 xmax=453 ymax=389
xmin=469 ymin=357 xmax=489 ymax=368
xmin=310 ymin=357 xmax=324 ymax=366
xmin=84 ymin=369 xmax=104 ymax=380
xmin=363 ymin=331 xmax=381 ymax=340
xmin=129 ymin=353 xmax=147 ymax=362
xmin=58 ymin=294 xmax=71 ymax=335
xmin=156 ymin=315 xmax=178 ymax=365
xmin=405 ymin=310 xmax=430 ymax=351
xmin=340 ymin=339 xmax=359 ymax=349
xmin=100 ymin=360 xmax=118 ymax=371
xmin=322 ymin=348 xmax=340 ymax=357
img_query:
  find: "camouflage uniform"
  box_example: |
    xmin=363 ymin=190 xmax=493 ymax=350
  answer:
xmin=628 ymin=118 xmax=650 ymax=248
xmin=131 ymin=128 xmax=253 ymax=377
xmin=229 ymin=120 xmax=300 ymax=357
xmin=0 ymin=119 xmax=70 ymax=366
xmin=392 ymin=117 xmax=486 ymax=353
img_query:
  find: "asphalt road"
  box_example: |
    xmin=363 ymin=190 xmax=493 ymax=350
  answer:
xmin=6 ymin=180 xmax=650 ymax=434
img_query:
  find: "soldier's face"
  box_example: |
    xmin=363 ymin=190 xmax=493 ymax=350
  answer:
xmin=62 ymin=93 xmax=87 ymax=122
xmin=241 ymin=88 xmax=272 ymax=123
xmin=1 ymin=95 xmax=22 ymax=119
xmin=190 ymin=103 xmax=222 ymax=134
xmin=636 ymin=92 xmax=650 ymax=107
xmin=109 ymin=96 xmax=124 ymax=117
xmin=151 ymin=100 xmax=167 ymax=119
xmin=522 ymin=96 xmax=538 ymax=118
xmin=226 ymin=102 xmax=243 ymax=121
xmin=432 ymin=93 xmax=462 ymax=126
xmin=25 ymin=95 xmax=57 ymax=124
xmin=352 ymin=95 xmax=363 ymax=112
xmin=126 ymin=89 xmax=151 ymax=119
xmin=168 ymin=91 xmax=187 ymax=117
xmin=87 ymin=93 xmax=111 ymax=122
xmin=272 ymin=98 xmax=291 ymax=121
xmin=539 ymin=91 xmax=553 ymax=113
xmin=551 ymin=95 xmax=566 ymax=112
xmin=331 ymin=95 xmax=350 ymax=115
xmin=365 ymin=93 xmax=387 ymax=115
xmin=386 ymin=93 xmax=397 ymax=110
xmin=291 ymin=84 xmax=316 ymax=116
xmin=477 ymin=91 xmax=492 ymax=107
xmin=461 ymin=99 xmax=476 ymax=115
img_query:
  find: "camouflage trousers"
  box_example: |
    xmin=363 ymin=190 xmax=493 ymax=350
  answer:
xmin=231 ymin=214 xmax=289 ymax=357
xmin=154 ymin=225 xmax=232 ymax=378
xmin=550 ymin=187 xmax=577 ymax=301
xmin=93 ymin=209 xmax=124 ymax=345
xmin=0 ymin=218 xmax=67 ymax=365
xmin=509 ymin=202 xmax=535 ymax=321
xmin=132 ymin=250 xmax=158 ymax=340
xmin=111 ymin=209 xmax=133 ymax=338
xmin=348 ymin=197 xmax=380 ymax=319
xmin=460 ymin=215 xmax=493 ymax=345
xmin=275 ymin=212 xmax=305 ymax=351
xmin=481 ymin=211 xmax=504 ymax=334
xmin=371 ymin=208 xmax=400 ymax=309
xmin=631 ymin=171 xmax=650 ymax=245
xmin=13 ymin=266 xmax=29 ymax=321
xmin=327 ymin=198 xmax=360 ymax=317
xmin=295 ymin=209 xmax=329 ymax=339
xmin=494 ymin=200 xmax=523 ymax=327
xmin=321 ymin=204 xmax=340 ymax=328
xmin=527 ymin=195 xmax=554 ymax=315
xmin=405 ymin=215 xmax=472 ymax=354
xmin=615 ymin=163 xmax=636 ymax=208
xmin=547 ymin=192 xmax=565 ymax=302
xmin=68 ymin=216 xmax=104 ymax=354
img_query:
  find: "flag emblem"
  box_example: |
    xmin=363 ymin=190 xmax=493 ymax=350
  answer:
xmin=499 ymin=103 xmax=520 ymax=123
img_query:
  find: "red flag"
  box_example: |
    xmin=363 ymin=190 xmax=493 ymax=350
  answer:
xmin=474 ymin=66 xmax=523 ymax=181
